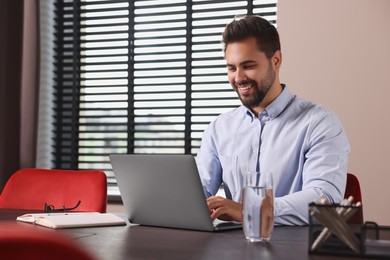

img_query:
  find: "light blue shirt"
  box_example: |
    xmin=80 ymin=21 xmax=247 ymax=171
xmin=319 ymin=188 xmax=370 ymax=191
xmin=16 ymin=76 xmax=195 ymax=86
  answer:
xmin=196 ymin=86 xmax=350 ymax=225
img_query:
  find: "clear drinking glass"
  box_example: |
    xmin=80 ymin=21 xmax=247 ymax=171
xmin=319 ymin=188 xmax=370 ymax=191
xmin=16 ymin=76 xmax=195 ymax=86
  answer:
xmin=242 ymin=171 xmax=274 ymax=242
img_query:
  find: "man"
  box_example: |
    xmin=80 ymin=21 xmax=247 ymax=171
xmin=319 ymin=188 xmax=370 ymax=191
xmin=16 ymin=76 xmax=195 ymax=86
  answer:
xmin=195 ymin=15 xmax=350 ymax=225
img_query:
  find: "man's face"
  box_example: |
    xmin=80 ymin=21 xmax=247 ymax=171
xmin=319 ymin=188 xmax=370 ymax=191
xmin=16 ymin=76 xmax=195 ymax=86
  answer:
xmin=226 ymin=37 xmax=276 ymax=110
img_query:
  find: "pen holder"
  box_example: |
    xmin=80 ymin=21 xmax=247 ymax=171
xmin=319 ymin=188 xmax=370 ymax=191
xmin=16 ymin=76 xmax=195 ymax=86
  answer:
xmin=308 ymin=203 xmax=364 ymax=257
xmin=309 ymin=202 xmax=390 ymax=258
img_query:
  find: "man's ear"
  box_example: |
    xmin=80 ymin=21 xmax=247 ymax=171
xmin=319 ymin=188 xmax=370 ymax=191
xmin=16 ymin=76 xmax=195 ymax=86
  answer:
xmin=272 ymin=50 xmax=282 ymax=69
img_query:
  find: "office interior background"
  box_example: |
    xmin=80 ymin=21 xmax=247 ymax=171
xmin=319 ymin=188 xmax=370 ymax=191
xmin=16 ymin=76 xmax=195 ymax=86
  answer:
xmin=1 ymin=0 xmax=389 ymax=225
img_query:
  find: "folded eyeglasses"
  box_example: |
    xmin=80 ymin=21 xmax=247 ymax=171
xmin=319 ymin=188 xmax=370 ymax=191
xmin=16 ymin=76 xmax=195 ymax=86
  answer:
xmin=44 ymin=200 xmax=81 ymax=213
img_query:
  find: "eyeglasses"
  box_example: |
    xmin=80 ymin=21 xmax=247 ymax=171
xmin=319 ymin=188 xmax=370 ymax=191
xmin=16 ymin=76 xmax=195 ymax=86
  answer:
xmin=44 ymin=200 xmax=81 ymax=213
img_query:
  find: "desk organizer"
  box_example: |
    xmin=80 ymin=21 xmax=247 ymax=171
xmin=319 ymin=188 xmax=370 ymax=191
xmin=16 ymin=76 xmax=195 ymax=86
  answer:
xmin=308 ymin=203 xmax=390 ymax=258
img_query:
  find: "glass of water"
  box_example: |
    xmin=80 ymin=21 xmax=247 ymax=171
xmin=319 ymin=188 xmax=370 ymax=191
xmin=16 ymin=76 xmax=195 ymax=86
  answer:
xmin=242 ymin=171 xmax=274 ymax=242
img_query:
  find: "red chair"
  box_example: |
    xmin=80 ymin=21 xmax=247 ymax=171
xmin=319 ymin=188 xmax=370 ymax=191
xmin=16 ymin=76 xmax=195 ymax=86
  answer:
xmin=344 ymin=173 xmax=363 ymax=224
xmin=0 ymin=221 xmax=95 ymax=260
xmin=0 ymin=168 xmax=107 ymax=213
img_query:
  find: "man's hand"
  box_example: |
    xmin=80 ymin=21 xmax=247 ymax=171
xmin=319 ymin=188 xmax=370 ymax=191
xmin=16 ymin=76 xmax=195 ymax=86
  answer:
xmin=206 ymin=196 xmax=243 ymax=222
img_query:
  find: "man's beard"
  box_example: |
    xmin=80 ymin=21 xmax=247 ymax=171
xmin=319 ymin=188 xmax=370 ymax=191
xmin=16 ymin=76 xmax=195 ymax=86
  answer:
xmin=233 ymin=63 xmax=276 ymax=110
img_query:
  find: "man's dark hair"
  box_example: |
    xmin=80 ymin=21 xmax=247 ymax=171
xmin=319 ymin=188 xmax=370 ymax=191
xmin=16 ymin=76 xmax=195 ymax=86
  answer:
xmin=222 ymin=15 xmax=281 ymax=59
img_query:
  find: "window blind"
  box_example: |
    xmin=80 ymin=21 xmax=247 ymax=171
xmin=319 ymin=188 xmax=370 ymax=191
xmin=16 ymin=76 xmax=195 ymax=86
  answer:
xmin=51 ymin=0 xmax=277 ymax=198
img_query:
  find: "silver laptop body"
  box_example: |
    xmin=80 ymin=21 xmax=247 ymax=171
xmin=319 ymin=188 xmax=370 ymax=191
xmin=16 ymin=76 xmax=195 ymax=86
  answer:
xmin=109 ymin=154 xmax=241 ymax=231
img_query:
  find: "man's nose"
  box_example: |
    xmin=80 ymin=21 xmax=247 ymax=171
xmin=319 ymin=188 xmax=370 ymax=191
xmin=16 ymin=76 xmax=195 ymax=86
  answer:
xmin=235 ymin=69 xmax=247 ymax=83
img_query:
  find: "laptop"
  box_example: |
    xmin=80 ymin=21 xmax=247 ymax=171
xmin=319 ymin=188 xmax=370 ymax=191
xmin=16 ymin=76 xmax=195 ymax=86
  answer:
xmin=109 ymin=154 xmax=242 ymax=232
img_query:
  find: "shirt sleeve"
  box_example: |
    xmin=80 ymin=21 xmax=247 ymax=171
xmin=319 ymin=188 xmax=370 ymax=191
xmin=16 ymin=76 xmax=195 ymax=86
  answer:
xmin=195 ymin=122 xmax=223 ymax=198
xmin=274 ymin=109 xmax=350 ymax=225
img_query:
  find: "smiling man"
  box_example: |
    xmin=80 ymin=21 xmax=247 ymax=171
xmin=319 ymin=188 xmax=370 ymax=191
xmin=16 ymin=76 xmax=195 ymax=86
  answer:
xmin=195 ymin=15 xmax=350 ymax=225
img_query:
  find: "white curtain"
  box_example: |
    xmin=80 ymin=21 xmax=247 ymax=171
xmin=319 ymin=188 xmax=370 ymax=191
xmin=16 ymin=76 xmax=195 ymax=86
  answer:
xmin=36 ymin=0 xmax=55 ymax=168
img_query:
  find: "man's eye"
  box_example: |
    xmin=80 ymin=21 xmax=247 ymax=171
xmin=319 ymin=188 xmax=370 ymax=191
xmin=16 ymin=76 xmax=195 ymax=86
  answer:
xmin=244 ymin=65 xmax=254 ymax=69
xmin=227 ymin=67 xmax=236 ymax=72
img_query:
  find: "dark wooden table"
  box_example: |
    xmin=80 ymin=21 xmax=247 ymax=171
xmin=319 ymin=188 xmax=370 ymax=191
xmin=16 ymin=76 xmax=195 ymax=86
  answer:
xmin=0 ymin=209 xmax=373 ymax=260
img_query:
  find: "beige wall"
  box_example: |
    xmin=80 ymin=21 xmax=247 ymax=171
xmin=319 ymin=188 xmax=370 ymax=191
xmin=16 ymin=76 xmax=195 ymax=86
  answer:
xmin=278 ymin=0 xmax=390 ymax=224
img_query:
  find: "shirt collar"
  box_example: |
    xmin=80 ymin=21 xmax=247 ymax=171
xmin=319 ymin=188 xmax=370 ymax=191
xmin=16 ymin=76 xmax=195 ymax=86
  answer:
xmin=244 ymin=84 xmax=295 ymax=121
xmin=264 ymin=84 xmax=294 ymax=119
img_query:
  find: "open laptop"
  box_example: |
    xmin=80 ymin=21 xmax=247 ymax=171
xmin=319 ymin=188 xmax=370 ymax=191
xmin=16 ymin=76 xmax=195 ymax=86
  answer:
xmin=109 ymin=154 xmax=242 ymax=232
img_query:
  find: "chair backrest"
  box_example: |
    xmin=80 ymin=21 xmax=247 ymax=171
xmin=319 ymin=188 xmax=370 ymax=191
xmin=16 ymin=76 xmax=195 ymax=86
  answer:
xmin=0 ymin=221 xmax=95 ymax=260
xmin=344 ymin=173 xmax=363 ymax=224
xmin=0 ymin=168 xmax=107 ymax=212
